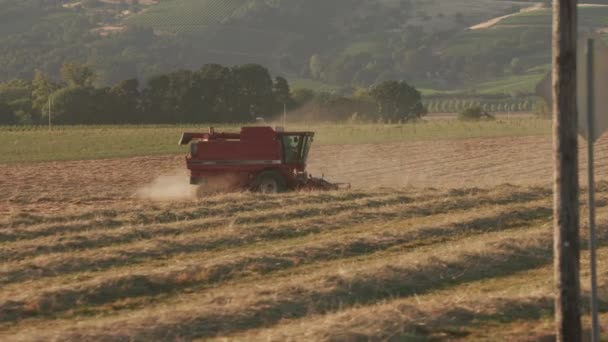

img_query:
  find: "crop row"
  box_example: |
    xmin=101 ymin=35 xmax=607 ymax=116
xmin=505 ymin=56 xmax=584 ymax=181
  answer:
xmin=130 ymin=0 xmax=245 ymax=31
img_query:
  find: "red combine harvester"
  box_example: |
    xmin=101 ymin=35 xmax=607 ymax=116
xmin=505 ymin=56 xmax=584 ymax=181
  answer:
xmin=179 ymin=126 xmax=348 ymax=193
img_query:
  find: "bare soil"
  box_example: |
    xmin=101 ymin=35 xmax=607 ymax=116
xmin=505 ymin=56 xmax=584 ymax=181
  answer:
xmin=4 ymin=134 xmax=608 ymax=215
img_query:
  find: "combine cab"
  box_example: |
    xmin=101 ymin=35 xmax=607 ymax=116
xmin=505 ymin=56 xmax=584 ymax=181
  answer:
xmin=179 ymin=126 xmax=348 ymax=193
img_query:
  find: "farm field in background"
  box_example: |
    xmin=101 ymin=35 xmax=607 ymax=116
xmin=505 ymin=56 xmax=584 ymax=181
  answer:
xmin=5 ymin=131 xmax=608 ymax=215
xmin=500 ymin=5 xmax=608 ymax=27
xmin=433 ymin=4 xmax=608 ymax=96
xmin=128 ymin=0 xmax=246 ymax=32
xmin=0 ymin=119 xmax=550 ymax=163
xmin=128 ymin=0 xmax=518 ymax=34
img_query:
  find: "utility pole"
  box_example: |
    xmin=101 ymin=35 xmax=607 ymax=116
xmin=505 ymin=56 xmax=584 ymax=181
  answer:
xmin=553 ymin=0 xmax=582 ymax=341
xmin=48 ymin=95 xmax=52 ymax=131
xmin=586 ymin=38 xmax=600 ymax=342
xmin=283 ymin=103 xmax=287 ymax=127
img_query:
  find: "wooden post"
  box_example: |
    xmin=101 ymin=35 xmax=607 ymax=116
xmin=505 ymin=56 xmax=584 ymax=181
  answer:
xmin=48 ymin=96 xmax=52 ymax=131
xmin=586 ymin=38 xmax=600 ymax=342
xmin=553 ymin=0 xmax=582 ymax=341
xmin=283 ymin=103 xmax=287 ymax=127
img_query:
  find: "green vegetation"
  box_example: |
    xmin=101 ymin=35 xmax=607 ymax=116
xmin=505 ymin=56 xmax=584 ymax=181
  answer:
xmin=0 ymin=63 xmax=294 ymax=125
xmin=458 ymin=106 xmax=494 ymax=121
xmin=3 ymin=0 xmax=606 ymax=108
xmin=0 ymin=0 xmax=553 ymax=93
xmin=369 ymin=80 xmax=426 ymax=121
xmin=436 ymin=4 xmax=608 ymax=96
xmin=289 ymin=78 xmax=341 ymax=92
xmin=470 ymin=73 xmax=547 ymax=95
xmin=128 ymin=0 xmax=245 ymax=33
xmin=423 ymin=94 xmax=537 ymax=114
xmin=0 ymin=119 xmax=551 ymax=163
xmin=0 ymin=62 xmax=432 ymax=126
xmin=501 ymin=6 xmax=608 ymax=27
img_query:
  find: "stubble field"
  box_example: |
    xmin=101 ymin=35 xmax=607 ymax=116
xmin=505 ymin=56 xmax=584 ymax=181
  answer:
xmin=1 ymin=124 xmax=607 ymax=340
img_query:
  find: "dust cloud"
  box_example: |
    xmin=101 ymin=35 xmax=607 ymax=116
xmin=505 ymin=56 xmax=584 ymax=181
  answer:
xmin=135 ymin=170 xmax=198 ymax=201
xmin=135 ymin=170 xmax=246 ymax=200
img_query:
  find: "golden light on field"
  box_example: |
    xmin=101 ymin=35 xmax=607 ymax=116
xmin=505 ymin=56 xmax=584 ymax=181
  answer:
xmin=2 ymin=126 xmax=608 ymax=340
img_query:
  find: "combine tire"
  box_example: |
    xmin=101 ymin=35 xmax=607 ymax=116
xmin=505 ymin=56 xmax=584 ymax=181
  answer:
xmin=254 ymin=171 xmax=287 ymax=193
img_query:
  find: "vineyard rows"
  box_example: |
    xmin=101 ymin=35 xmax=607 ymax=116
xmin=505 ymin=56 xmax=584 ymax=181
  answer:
xmin=129 ymin=0 xmax=245 ymax=33
xmin=422 ymin=96 xmax=539 ymax=113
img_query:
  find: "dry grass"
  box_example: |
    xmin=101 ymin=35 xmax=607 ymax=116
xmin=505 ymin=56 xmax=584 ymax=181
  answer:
xmin=6 ymin=133 xmax=608 ymax=217
xmin=2 ymin=176 xmax=607 ymax=340
xmin=220 ymin=244 xmax=608 ymax=342
xmin=3 ymin=135 xmax=608 ymax=340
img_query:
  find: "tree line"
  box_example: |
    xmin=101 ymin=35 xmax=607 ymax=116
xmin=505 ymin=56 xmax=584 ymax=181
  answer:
xmin=0 ymin=63 xmax=427 ymax=125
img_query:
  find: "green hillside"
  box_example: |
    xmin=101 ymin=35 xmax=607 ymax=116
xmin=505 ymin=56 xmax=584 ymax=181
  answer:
xmin=123 ymin=1 xmax=608 ymax=95
xmin=130 ymin=0 xmax=517 ymax=34
xmin=128 ymin=0 xmax=246 ymax=33
xmin=501 ymin=5 xmax=608 ymax=26
xmin=431 ymin=4 xmax=608 ymax=95
xmin=124 ymin=0 xmax=524 ymax=89
xmin=2 ymin=1 xmax=608 ymax=95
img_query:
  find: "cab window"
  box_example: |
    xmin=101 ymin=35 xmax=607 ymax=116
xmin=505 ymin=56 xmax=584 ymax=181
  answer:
xmin=282 ymin=135 xmax=301 ymax=164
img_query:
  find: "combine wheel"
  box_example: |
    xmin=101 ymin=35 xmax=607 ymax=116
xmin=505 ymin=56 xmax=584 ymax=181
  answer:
xmin=253 ymin=171 xmax=287 ymax=193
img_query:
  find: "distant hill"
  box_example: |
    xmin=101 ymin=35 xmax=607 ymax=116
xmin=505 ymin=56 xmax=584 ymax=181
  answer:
xmin=123 ymin=0 xmax=522 ymax=88
xmin=1 ymin=0 xmax=607 ymax=95
xmin=439 ymin=4 xmax=608 ymax=94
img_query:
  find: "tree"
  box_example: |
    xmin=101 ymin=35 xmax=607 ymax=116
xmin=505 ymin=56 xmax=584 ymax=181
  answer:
xmin=141 ymin=74 xmax=171 ymax=123
xmin=108 ymin=78 xmax=140 ymax=123
xmin=231 ymin=64 xmax=275 ymax=121
xmin=459 ymin=106 xmax=482 ymax=120
xmin=51 ymin=86 xmax=107 ymax=124
xmin=534 ymin=98 xmax=550 ymax=118
xmin=32 ymin=70 xmax=59 ymax=122
xmin=291 ymin=88 xmax=315 ymax=108
xmin=60 ymin=62 xmax=97 ymax=87
xmin=309 ymin=54 xmax=324 ymax=79
xmin=510 ymin=58 xmax=524 ymax=75
xmin=163 ymin=70 xmax=197 ymax=123
xmin=369 ymin=80 xmax=426 ymax=121
xmin=455 ymin=99 xmax=465 ymax=112
xmin=196 ymin=64 xmax=233 ymax=122
xmin=0 ymin=101 xmax=14 ymax=124
xmin=447 ymin=99 xmax=456 ymax=113
xmin=401 ymin=26 xmax=424 ymax=49
xmin=273 ymin=76 xmax=293 ymax=110
xmin=0 ymin=80 xmax=32 ymax=123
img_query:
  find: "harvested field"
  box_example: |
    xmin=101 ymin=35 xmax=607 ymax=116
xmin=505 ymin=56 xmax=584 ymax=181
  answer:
xmin=5 ymin=134 xmax=608 ymax=215
xmin=1 ymin=133 xmax=607 ymax=340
